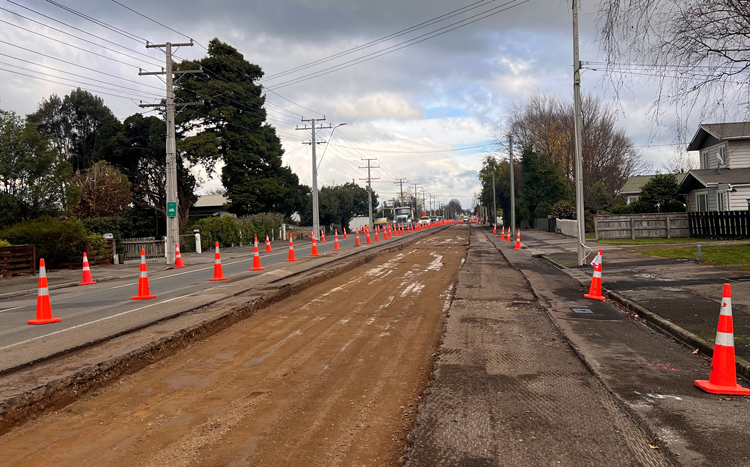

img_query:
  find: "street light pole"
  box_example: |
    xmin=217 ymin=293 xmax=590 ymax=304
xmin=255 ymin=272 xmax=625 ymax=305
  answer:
xmin=573 ymin=0 xmax=587 ymax=264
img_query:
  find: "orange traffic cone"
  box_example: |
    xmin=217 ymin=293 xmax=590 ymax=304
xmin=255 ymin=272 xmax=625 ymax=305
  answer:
xmin=506 ymin=230 xmax=511 ymax=242
xmin=310 ymin=231 xmax=320 ymax=256
xmin=500 ymin=226 xmax=505 ymax=239
xmin=250 ymin=237 xmax=264 ymax=271
xmin=79 ymin=252 xmax=97 ymax=285
xmin=320 ymin=230 xmax=327 ymax=243
xmin=493 ymin=224 xmax=497 ymax=234
xmin=265 ymin=235 xmax=273 ymax=252
xmin=584 ymin=249 xmax=606 ymax=302
xmin=366 ymin=229 xmax=372 ymax=244
xmin=343 ymin=228 xmax=348 ymax=239
xmin=28 ymin=259 xmax=61 ymax=325
xmin=374 ymin=227 xmax=380 ymax=242
xmin=174 ymin=244 xmax=186 ymax=269
xmin=356 ymin=230 xmax=362 ymax=247
xmin=210 ymin=242 xmax=228 ymax=281
xmin=132 ymin=249 xmax=157 ymax=299
xmin=334 ymin=230 xmax=341 ymax=251
xmin=696 ymin=284 xmax=750 ymax=395
xmin=287 ymin=237 xmax=298 ymax=262
xmin=514 ymin=230 xmax=522 ymax=250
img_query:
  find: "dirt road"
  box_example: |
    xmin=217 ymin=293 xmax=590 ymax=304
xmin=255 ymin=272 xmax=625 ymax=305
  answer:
xmin=0 ymin=227 xmax=467 ymax=467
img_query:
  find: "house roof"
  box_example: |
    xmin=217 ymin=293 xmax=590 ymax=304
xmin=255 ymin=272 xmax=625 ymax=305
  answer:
xmin=620 ymin=173 xmax=687 ymax=195
xmin=677 ymin=167 xmax=750 ymax=193
xmin=687 ymin=122 xmax=750 ymax=151
xmin=194 ymin=195 xmax=228 ymax=208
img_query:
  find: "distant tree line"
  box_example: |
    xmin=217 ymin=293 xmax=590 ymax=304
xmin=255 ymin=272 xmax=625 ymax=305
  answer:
xmin=479 ymin=93 xmax=655 ymax=226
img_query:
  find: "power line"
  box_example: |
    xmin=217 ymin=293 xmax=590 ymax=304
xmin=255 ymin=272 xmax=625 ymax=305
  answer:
xmin=46 ymin=0 xmax=148 ymax=43
xmin=0 ymin=59 xmax=161 ymax=99
xmin=328 ymin=142 xmax=494 ymax=153
xmin=110 ymin=0 xmax=208 ymax=50
xmin=261 ymin=0 xmax=494 ymax=82
xmin=0 ymin=18 xmax=145 ymax=69
xmin=264 ymin=89 xmax=326 ymax=117
xmin=6 ymin=0 xmax=164 ymax=63
xmin=0 ymin=6 xmax=163 ymax=67
xmin=0 ymin=52 xmax=163 ymax=94
xmin=0 ymin=40 xmax=164 ymax=89
xmin=266 ymin=0 xmax=531 ymax=91
xmin=0 ymin=66 xmax=156 ymax=101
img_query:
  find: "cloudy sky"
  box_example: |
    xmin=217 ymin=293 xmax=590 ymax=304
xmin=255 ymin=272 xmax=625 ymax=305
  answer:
xmin=0 ymin=0 xmax=717 ymax=209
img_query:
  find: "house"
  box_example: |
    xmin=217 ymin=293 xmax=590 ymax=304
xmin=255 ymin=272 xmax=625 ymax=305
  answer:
xmin=620 ymin=174 xmax=686 ymax=204
xmin=678 ymin=122 xmax=750 ymax=211
xmin=190 ymin=195 xmax=234 ymax=218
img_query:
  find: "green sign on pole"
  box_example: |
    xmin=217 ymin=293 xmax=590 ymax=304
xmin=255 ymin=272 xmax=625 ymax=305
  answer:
xmin=167 ymin=202 xmax=177 ymax=218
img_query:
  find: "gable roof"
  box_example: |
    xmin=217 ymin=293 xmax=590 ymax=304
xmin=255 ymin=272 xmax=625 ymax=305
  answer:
xmin=620 ymin=173 xmax=687 ymax=194
xmin=688 ymin=122 xmax=750 ymax=151
xmin=677 ymin=167 xmax=750 ymax=193
xmin=194 ymin=195 xmax=228 ymax=208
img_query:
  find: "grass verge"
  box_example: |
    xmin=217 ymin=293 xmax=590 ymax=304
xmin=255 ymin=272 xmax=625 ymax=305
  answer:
xmin=638 ymin=244 xmax=750 ymax=267
xmin=597 ymin=237 xmax=721 ymax=245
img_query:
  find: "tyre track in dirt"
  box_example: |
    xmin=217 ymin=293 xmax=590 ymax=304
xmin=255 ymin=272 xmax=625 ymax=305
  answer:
xmin=0 ymin=227 xmax=468 ymax=467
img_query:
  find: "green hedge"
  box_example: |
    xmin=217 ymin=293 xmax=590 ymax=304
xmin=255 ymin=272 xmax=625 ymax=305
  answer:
xmin=0 ymin=216 xmax=88 ymax=268
xmin=191 ymin=213 xmax=284 ymax=250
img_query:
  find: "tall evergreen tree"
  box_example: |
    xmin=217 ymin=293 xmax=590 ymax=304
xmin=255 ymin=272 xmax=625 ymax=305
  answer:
xmin=175 ymin=39 xmax=303 ymax=217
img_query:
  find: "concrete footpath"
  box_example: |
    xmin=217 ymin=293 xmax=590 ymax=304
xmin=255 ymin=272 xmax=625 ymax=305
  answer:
xmin=404 ymin=226 xmax=672 ymax=466
xmin=522 ymin=230 xmax=750 ymax=367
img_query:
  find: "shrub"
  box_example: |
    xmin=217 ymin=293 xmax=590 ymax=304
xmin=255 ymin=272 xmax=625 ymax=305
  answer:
xmin=0 ymin=239 xmax=10 ymax=247
xmin=0 ymin=216 xmax=88 ymax=268
xmin=610 ymin=204 xmax=633 ymax=215
xmin=552 ymin=200 xmax=576 ymax=219
xmin=192 ymin=216 xmax=241 ymax=250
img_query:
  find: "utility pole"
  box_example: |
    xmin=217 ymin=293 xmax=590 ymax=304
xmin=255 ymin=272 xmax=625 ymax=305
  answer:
xmin=411 ymin=183 xmax=420 ymax=220
xmin=491 ymin=158 xmax=497 ymax=225
xmin=394 ymin=178 xmax=407 ymax=203
xmin=139 ymin=40 xmax=200 ymax=265
xmin=297 ymin=117 xmax=332 ymax=239
xmin=572 ymin=0 xmax=586 ymax=265
xmin=421 ymin=188 xmax=427 ymax=216
xmin=360 ymin=157 xmax=379 ymax=231
xmin=509 ymin=135 xmax=516 ymax=237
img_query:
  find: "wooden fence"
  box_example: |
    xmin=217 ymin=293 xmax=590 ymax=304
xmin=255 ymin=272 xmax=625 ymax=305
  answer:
xmin=0 ymin=244 xmax=36 ymax=278
xmin=121 ymin=237 xmax=165 ymax=260
xmin=594 ymin=213 xmax=689 ymax=240
xmin=689 ymin=211 xmax=750 ymax=239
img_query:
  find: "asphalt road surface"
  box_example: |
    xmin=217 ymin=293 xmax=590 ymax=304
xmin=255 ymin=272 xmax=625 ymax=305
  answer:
xmin=0 ymin=227 xmax=467 ymax=467
xmin=0 ymin=230 xmax=403 ymax=357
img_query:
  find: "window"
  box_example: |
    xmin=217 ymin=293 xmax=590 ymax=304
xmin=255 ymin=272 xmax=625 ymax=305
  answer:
xmin=627 ymin=196 xmax=639 ymax=205
xmin=696 ymin=192 xmax=708 ymax=212
xmin=717 ymin=192 xmax=725 ymax=211
xmin=701 ymin=150 xmax=709 ymax=169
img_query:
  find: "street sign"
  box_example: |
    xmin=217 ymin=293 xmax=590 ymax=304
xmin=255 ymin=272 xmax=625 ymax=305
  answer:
xmin=167 ymin=202 xmax=177 ymax=218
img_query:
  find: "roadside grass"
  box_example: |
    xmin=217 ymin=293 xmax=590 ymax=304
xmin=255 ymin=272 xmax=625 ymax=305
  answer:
xmin=597 ymin=237 xmax=723 ymax=245
xmin=639 ymin=244 xmax=750 ymax=267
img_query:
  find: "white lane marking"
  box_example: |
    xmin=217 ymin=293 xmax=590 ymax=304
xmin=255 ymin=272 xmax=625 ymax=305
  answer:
xmin=0 ymin=305 xmax=27 ymax=314
xmin=0 ymin=287 xmax=215 ymax=352
xmin=426 ymin=253 xmax=443 ymax=271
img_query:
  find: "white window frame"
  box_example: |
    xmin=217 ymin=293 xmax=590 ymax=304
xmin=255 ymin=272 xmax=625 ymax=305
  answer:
xmin=696 ymin=191 xmax=708 ymax=212
xmin=717 ymin=191 xmax=725 ymax=211
xmin=627 ymin=195 xmax=639 ymax=205
xmin=700 ymin=150 xmax=709 ymax=169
